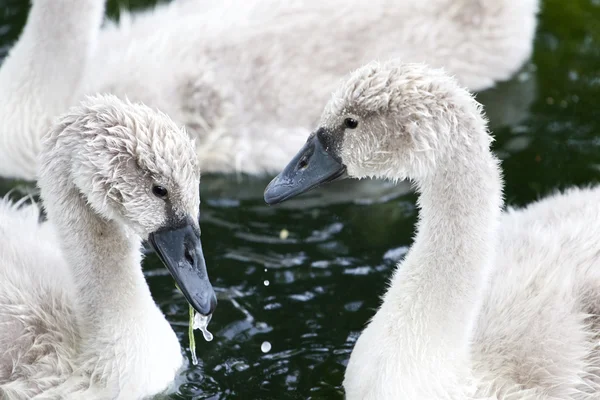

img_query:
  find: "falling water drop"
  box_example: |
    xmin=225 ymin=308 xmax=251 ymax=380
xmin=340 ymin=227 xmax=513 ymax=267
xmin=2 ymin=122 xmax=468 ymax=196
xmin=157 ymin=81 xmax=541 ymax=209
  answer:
xmin=193 ymin=313 xmax=214 ymax=342
xmin=264 ymin=280 xmax=270 ymax=286
xmin=261 ymin=341 xmax=272 ymax=353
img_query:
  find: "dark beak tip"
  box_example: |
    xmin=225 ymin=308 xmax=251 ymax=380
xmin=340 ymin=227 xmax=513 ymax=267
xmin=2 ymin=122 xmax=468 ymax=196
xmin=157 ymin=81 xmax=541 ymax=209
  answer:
xmin=195 ymin=291 xmax=218 ymax=316
xmin=263 ymin=182 xmax=275 ymax=204
xmin=262 ymin=132 xmax=346 ymax=205
xmin=263 ymin=176 xmax=288 ymax=205
xmin=263 ymin=187 xmax=280 ymax=205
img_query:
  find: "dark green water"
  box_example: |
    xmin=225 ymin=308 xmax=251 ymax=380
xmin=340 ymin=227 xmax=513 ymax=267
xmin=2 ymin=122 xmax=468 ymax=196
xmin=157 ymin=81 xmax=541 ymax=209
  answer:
xmin=1 ymin=1 xmax=599 ymax=399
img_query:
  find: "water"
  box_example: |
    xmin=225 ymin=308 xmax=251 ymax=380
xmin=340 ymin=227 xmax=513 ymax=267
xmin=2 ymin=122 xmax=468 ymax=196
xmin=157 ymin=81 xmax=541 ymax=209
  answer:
xmin=261 ymin=341 xmax=272 ymax=354
xmin=1 ymin=0 xmax=599 ymax=398
xmin=194 ymin=313 xmax=215 ymax=342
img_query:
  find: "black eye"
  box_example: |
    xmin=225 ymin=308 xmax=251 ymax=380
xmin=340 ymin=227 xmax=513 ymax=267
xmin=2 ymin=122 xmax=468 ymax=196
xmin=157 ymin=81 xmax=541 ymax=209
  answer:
xmin=152 ymin=185 xmax=168 ymax=199
xmin=344 ymin=118 xmax=359 ymax=129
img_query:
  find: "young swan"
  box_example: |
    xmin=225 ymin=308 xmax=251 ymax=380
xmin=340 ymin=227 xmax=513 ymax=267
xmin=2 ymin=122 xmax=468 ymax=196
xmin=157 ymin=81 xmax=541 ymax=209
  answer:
xmin=0 ymin=94 xmax=217 ymax=399
xmin=0 ymin=0 xmax=539 ymax=180
xmin=264 ymin=62 xmax=600 ymax=399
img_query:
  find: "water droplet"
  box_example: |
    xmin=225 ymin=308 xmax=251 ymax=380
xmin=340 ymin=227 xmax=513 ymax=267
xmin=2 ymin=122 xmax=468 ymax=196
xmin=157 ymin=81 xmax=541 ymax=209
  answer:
xmin=261 ymin=341 xmax=272 ymax=353
xmin=264 ymin=280 xmax=270 ymax=286
xmin=193 ymin=313 xmax=214 ymax=342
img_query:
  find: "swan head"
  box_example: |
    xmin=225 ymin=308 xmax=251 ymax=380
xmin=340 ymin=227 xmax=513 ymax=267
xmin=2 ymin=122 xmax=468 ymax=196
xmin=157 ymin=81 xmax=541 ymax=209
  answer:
xmin=264 ymin=61 xmax=489 ymax=204
xmin=39 ymin=94 xmax=217 ymax=316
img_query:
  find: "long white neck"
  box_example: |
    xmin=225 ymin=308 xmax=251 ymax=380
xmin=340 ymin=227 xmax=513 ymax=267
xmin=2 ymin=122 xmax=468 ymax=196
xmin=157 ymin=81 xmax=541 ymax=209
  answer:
xmin=383 ymin=142 xmax=502 ymax=362
xmin=40 ymin=166 xmax=184 ymax=398
xmin=0 ymin=0 xmax=104 ymax=105
xmin=0 ymin=0 xmax=105 ymax=179
xmin=47 ymin=180 xmax=161 ymax=341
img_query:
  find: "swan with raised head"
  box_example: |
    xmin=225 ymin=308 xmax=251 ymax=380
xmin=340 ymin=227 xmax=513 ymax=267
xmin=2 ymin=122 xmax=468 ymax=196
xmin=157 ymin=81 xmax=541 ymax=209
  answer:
xmin=0 ymin=94 xmax=217 ymax=399
xmin=264 ymin=61 xmax=600 ymax=399
xmin=0 ymin=0 xmax=539 ymax=180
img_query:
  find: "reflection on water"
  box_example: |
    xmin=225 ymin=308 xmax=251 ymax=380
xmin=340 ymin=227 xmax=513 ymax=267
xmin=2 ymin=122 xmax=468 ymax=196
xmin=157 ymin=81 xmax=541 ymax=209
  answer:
xmin=1 ymin=0 xmax=599 ymax=398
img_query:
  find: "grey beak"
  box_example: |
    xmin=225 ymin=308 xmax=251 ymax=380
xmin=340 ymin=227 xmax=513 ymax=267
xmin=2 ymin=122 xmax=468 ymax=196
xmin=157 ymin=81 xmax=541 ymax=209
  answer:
xmin=264 ymin=133 xmax=347 ymax=205
xmin=148 ymin=217 xmax=217 ymax=316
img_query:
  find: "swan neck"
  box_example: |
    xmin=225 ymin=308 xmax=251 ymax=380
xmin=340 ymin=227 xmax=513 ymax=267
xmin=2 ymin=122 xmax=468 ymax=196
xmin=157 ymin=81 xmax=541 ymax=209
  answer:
xmin=388 ymin=143 xmax=502 ymax=353
xmin=46 ymin=183 xmax=156 ymax=335
xmin=0 ymin=0 xmax=105 ymax=112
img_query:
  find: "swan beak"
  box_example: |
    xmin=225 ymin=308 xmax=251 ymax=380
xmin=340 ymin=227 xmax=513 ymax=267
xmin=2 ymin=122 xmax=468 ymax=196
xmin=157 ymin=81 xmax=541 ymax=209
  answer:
xmin=264 ymin=132 xmax=347 ymax=205
xmin=148 ymin=218 xmax=217 ymax=316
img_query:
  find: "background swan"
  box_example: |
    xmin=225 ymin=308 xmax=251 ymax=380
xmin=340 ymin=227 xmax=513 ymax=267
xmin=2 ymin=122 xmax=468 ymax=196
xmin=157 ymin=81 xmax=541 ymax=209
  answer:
xmin=0 ymin=94 xmax=217 ymax=399
xmin=263 ymin=61 xmax=600 ymax=399
xmin=0 ymin=0 xmax=539 ymax=180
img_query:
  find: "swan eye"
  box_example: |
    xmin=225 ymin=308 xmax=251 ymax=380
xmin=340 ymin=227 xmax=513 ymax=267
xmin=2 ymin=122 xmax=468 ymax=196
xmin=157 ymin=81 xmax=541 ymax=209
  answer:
xmin=152 ymin=185 xmax=168 ymax=199
xmin=344 ymin=118 xmax=359 ymax=129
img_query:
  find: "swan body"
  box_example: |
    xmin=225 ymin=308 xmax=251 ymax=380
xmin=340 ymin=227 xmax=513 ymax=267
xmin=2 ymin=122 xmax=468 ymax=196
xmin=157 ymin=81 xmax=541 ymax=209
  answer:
xmin=0 ymin=0 xmax=539 ymax=180
xmin=263 ymin=62 xmax=600 ymax=399
xmin=0 ymin=94 xmax=216 ymax=399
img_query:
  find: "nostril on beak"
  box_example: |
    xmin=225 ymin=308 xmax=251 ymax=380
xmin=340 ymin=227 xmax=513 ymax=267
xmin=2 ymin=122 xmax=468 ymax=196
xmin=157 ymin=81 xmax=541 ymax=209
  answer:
xmin=298 ymin=158 xmax=308 ymax=170
xmin=184 ymin=245 xmax=194 ymax=265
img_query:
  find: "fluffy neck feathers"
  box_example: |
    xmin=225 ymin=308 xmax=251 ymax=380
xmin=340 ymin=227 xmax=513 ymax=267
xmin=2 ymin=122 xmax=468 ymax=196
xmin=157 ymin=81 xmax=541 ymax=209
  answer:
xmin=384 ymin=133 xmax=502 ymax=360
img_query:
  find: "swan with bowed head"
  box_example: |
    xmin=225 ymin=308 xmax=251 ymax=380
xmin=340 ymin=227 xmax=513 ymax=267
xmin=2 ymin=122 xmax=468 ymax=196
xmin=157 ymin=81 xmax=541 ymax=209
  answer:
xmin=0 ymin=94 xmax=216 ymax=399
